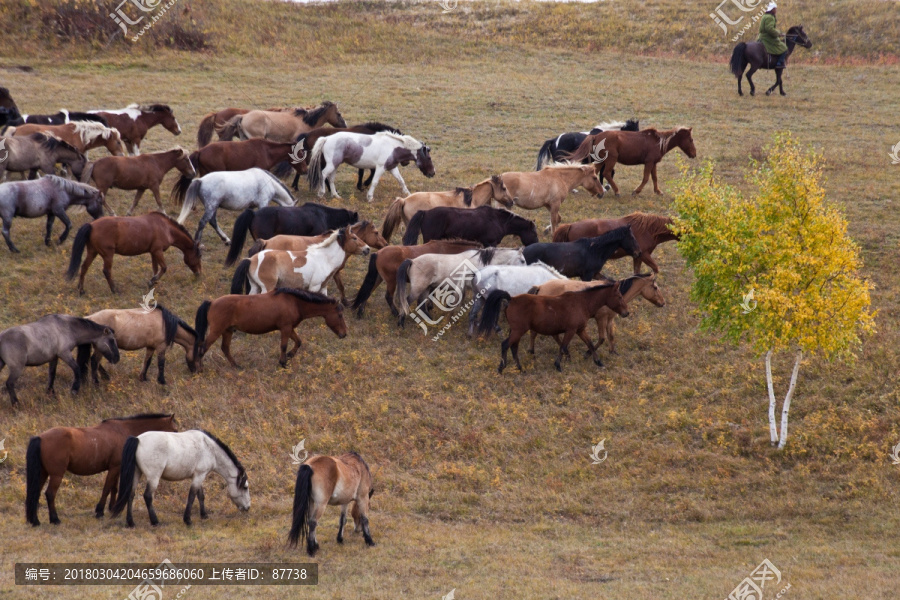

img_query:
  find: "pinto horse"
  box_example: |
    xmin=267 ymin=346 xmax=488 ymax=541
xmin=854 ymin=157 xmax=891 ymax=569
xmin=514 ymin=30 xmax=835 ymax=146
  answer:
xmin=501 ymin=164 xmax=606 ymax=235
xmin=523 ymin=225 xmax=641 ymax=281
xmin=534 ymin=119 xmax=639 ymax=170
xmin=8 ymin=110 xmax=107 ymax=128
xmin=553 ymin=212 xmax=679 ymax=273
xmin=66 ymin=213 xmax=202 ymax=294
xmin=730 ymin=25 xmax=812 ymax=97
xmin=9 ymin=121 xmax=126 ymax=156
xmin=402 ymin=205 xmax=538 ymax=247
xmin=82 ymin=147 xmax=196 ymax=215
xmin=193 ymin=288 xmax=348 ymax=369
xmin=220 ymin=102 xmax=347 ymax=143
xmin=381 ymin=175 xmax=515 ymax=242
xmin=566 ymin=127 xmax=697 ymax=196
xmin=288 ymin=452 xmax=376 ymax=556
xmin=25 ymin=413 xmax=177 ymax=525
xmin=89 ymin=104 xmax=181 ymax=155
xmin=0 ymin=133 xmax=87 ymax=182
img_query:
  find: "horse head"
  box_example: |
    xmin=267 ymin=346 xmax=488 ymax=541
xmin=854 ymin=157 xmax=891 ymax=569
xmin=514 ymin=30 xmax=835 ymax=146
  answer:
xmin=94 ymin=326 xmax=121 ymax=364
xmin=788 ymin=25 xmax=812 ymax=49
xmin=339 ymin=225 xmax=370 ymax=256
xmin=227 ymin=468 xmax=251 ymax=512
xmin=675 ymin=127 xmax=697 ymax=159
xmin=173 ymin=147 xmax=196 ymax=178
xmin=621 ymin=225 xmax=642 ymax=258
xmin=325 ymin=301 xmax=348 ymax=339
xmin=490 ymin=174 xmax=516 ymax=207
xmin=352 ymin=221 xmax=388 ymax=249
xmin=325 ymin=102 xmax=347 ymax=128
xmin=643 ymin=274 xmax=666 ymax=307
xmin=580 ymin=165 xmax=606 ymax=198
xmin=156 ymin=105 xmax=182 ymax=135
xmin=184 ymin=241 xmax=203 ymax=275
xmin=107 ymin=130 xmax=127 ymax=156
xmin=416 ymin=145 xmax=435 ymax=178
xmin=610 ymin=282 xmax=630 ymax=317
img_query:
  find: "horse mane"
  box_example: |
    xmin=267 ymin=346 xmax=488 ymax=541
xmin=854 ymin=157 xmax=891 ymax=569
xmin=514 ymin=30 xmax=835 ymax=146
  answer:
xmin=592 ymin=120 xmax=626 ymax=131
xmin=432 ymin=238 xmax=483 ymax=248
xmin=138 ymin=103 xmax=173 ymax=114
xmin=307 ymin=227 xmax=343 ymax=251
xmin=541 ymin=162 xmax=586 ymax=170
xmin=581 ymin=225 xmax=632 ymax=247
xmin=33 ymin=133 xmax=84 ymax=157
xmin=200 ymin=430 xmax=245 ymax=472
xmin=622 ymin=212 xmax=674 ymax=238
xmin=374 ymin=131 xmax=422 ymax=150
xmin=148 ymin=212 xmax=196 ymax=242
xmin=274 ymin=287 xmax=337 ymax=304
xmin=43 ymin=175 xmax=97 ymax=197
xmin=643 ymin=126 xmax=691 ymax=153
xmin=477 ymin=247 xmax=497 ymax=264
xmin=342 ymin=451 xmax=372 ymax=477
xmin=455 ymin=187 xmax=474 ymax=206
xmin=531 ymin=261 xmax=567 ymax=279
xmin=617 ymin=273 xmax=653 ymax=297
xmin=358 ymin=121 xmax=402 ymax=135
xmin=71 ymin=315 xmax=111 ymax=334
xmin=102 ymin=413 xmax=173 ymax=422
xmin=157 ymin=304 xmax=195 ymax=345
xmin=72 ymin=120 xmax=118 ymax=141
xmin=302 ymin=101 xmax=336 ymax=125
xmin=258 ymin=169 xmax=295 ymax=199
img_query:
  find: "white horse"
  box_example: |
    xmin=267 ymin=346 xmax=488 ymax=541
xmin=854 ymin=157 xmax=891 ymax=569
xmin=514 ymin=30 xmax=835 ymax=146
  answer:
xmin=110 ymin=429 xmax=250 ymax=527
xmin=307 ymin=131 xmax=435 ymax=202
xmin=177 ymin=168 xmax=295 ymax=246
xmin=466 ymin=262 xmax=568 ymax=337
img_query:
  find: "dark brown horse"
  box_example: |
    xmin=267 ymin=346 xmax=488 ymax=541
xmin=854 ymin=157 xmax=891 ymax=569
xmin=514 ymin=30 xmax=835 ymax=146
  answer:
xmin=566 ymin=127 xmax=696 ymax=195
xmin=25 ymin=413 xmax=177 ymax=525
xmin=66 ymin=213 xmax=202 ymax=294
xmin=193 ymin=288 xmax=347 ymax=370
xmin=552 ymin=212 xmax=678 ymax=273
xmin=82 ymin=147 xmax=195 ymax=215
xmin=89 ymin=104 xmax=182 ymax=155
xmin=730 ymin=25 xmax=812 ymax=97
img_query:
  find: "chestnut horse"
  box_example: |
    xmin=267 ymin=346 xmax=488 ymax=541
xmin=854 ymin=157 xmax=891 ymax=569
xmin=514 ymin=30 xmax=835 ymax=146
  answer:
xmin=9 ymin=121 xmax=126 ymax=156
xmin=566 ymin=127 xmax=696 ymax=195
xmin=197 ymin=106 xmax=304 ymax=147
xmin=501 ymin=164 xmax=606 ymax=234
xmin=66 ymin=213 xmax=201 ymax=294
xmin=381 ymin=175 xmax=515 ymax=242
xmin=82 ymin=147 xmax=196 ymax=215
xmin=193 ymin=288 xmax=348 ymax=369
xmin=351 ymin=239 xmax=483 ymax=318
xmin=220 ymin=102 xmax=347 ymax=143
xmin=89 ymin=104 xmax=181 ymax=155
xmin=552 ymin=212 xmax=678 ymax=274
xmin=25 ymin=413 xmax=177 ymax=525
xmin=288 ymin=452 xmax=376 ymax=556
xmin=478 ymin=283 xmax=630 ymax=373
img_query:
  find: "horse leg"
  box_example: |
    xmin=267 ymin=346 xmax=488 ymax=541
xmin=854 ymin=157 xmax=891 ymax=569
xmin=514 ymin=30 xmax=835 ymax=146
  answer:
xmin=148 ymin=250 xmax=166 ymax=287
xmin=139 ymin=349 xmax=154 ymax=382
xmin=144 ymin=479 xmax=161 ymax=526
xmin=30 ymin=469 xmax=49 ymax=525
xmin=356 ymin=169 xmax=365 ymax=191
xmin=607 ymin=319 xmax=617 ymax=355
xmin=59 ymin=352 xmax=82 ymax=394
xmin=746 ymin=66 xmax=758 ymax=96
xmin=467 ymin=297 xmax=483 ymax=338
xmin=46 ymin=357 xmax=58 ymax=394
xmin=45 ymin=474 xmax=64 ymax=524
xmin=286 ymin=329 xmax=303 ymax=359
xmin=149 ymin=185 xmax=165 ymax=214
xmin=156 ymin=346 xmax=167 ymax=385
xmin=307 ymin=500 xmax=328 ymax=556
xmin=221 ymin=330 xmax=240 ymax=368
xmin=389 ymin=167 xmax=410 ymax=197
xmin=183 ymin=485 xmax=198 ymax=526
xmin=198 ymin=486 xmax=209 ymax=519
xmin=554 ymin=331 xmax=576 ymax=372
xmin=210 ymin=213 xmax=230 ymax=245
xmin=355 ymin=495 xmax=376 ymax=547
xmin=633 ymin=163 xmax=652 ymax=195
xmin=96 ymin=468 xmax=118 ymax=518
xmin=4 ymin=363 xmax=22 ymax=406
xmin=577 ymin=327 xmax=603 ymax=367
xmin=778 ymin=67 xmax=786 ymax=96
xmin=99 ymin=192 xmax=116 ymax=217
xmin=278 ymin=328 xmax=290 ymax=368
xmin=650 ymin=164 xmax=662 ymax=195
xmin=1 ymin=216 xmax=19 ymax=253
xmin=528 ymin=331 xmax=537 ymax=354
xmin=98 ymin=251 xmax=118 ymax=294
xmin=365 ymin=166 xmax=387 ymax=202
xmin=499 ymin=337 xmax=511 ymax=373
xmin=44 ymin=213 xmax=56 ymax=246
xmin=337 ymin=504 xmax=348 ymax=543
xmin=127 ymin=189 xmax=146 ymax=216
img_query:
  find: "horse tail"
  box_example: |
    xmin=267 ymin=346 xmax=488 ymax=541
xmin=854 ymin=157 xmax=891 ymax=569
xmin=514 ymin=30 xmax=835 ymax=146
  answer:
xmin=552 ymin=222 xmax=572 ymax=243
xmin=287 ymin=464 xmax=314 ymax=550
xmin=395 ymin=259 xmax=414 ymax=315
xmin=80 ymin=161 xmax=95 ymax=184
xmin=247 ymin=239 xmax=266 ymax=257
xmin=177 ymin=178 xmax=201 ymax=223
xmin=477 ymin=289 xmax=511 ymax=335
xmin=381 ymin=198 xmax=404 ymax=242
xmin=65 ymin=223 xmax=91 ymax=280
xmin=307 ymin=137 xmax=327 ymax=191
xmin=535 ymin=138 xmax=555 ymax=170
xmin=564 ymin=134 xmax=595 ymax=163
xmin=730 ymin=43 xmax=748 ymax=78
xmin=351 ymin=252 xmax=380 ymax=315
xmin=193 ymin=300 xmax=211 ymax=359
xmin=196 ymin=111 xmax=217 ymax=147
xmin=401 ymin=210 xmax=426 ymax=246
xmin=170 ymin=154 xmax=198 ymax=206
xmin=110 ymin=436 xmax=139 ymax=517
xmin=225 ymin=209 xmax=255 ymax=267
xmin=25 ymin=437 xmax=42 ymax=526
xmin=218 ymin=115 xmax=242 ymax=141
xmin=231 ymin=259 xmax=251 ymax=295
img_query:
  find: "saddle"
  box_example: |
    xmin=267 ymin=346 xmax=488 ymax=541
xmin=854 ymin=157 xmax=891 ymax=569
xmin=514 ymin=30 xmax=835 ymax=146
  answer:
xmin=766 ymin=53 xmax=787 ymax=69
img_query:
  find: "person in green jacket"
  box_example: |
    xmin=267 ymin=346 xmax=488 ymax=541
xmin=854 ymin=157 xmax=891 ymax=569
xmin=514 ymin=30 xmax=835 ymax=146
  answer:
xmin=758 ymin=2 xmax=789 ymax=68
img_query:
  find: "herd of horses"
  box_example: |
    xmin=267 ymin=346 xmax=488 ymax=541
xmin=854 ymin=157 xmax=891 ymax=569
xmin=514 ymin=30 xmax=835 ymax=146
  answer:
xmin=1 ymin=84 xmax=699 ymax=557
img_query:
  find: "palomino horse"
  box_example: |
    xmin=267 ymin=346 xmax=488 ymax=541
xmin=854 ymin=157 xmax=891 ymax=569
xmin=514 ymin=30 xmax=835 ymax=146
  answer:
xmin=288 ymin=452 xmax=376 ymax=556
xmin=220 ymin=102 xmax=347 ymax=143
xmin=246 ymin=221 xmax=387 ymax=304
xmin=231 ymin=227 xmax=370 ymax=295
xmin=0 ymin=314 xmax=119 ymax=406
xmin=0 ymin=133 xmax=87 ymax=182
xmin=308 ymin=131 xmax=435 ymax=202
xmin=0 ymin=176 xmax=103 ymax=252
xmin=111 ymin=429 xmax=250 ymax=527
xmin=566 ymin=127 xmax=697 ymax=195
xmin=523 ymin=225 xmax=642 ymax=281
xmin=534 ymin=119 xmax=639 ymax=170
xmin=66 ymin=213 xmax=202 ymax=294
xmin=25 ymin=413 xmax=177 ymax=525
xmin=501 ymin=164 xmax=606 ymax=234
xmin=176 ymin=168 xmax=295 ymax=246
xmin=478 ymin=283 xmax=630 ymax=373
xmin=528 ymin=273 xmax=666 ymax=354
xmin=381 ymin=175 xmax=515 ymax=241
xmin=9 ymin=110 xmax=107 ymax=127
xmin=8 ymin=121 xmax=126 ymax=156
xmin=197 ymin=106 xmax=305 ymax=146
xmin=730 ymin=25 xmax=812 ymax=96
xmin=85 ymin=305 xmax=197 ymax=385
xmin=553 ymin=212 xmax=679 ymax=274
xmin=82 ymin=147 xmax=196 ymax=216
xmin=89 ymin=104 xmax=182 ymax=155
xmin=193 ymin=288 xmax=348 ymax=369
xmin=224 ymin=203 xmax=359 ymax=267
xmin=351 ymin=239 xmax=483 ymax=318
xmin=402 ymin=205 xmax=538 ymax=247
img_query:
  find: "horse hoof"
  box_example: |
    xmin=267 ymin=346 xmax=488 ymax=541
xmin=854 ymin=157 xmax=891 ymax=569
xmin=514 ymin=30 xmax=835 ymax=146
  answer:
xmin=224 ymin=240 xmax=231 ymax=247
xmin=780 ymin=92 xmax=787 ymax=96
xmin=50 ymin=518 xmax=61 ymax=525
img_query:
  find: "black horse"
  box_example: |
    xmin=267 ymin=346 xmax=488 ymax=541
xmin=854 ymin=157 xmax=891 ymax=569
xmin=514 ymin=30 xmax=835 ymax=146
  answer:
xmin=523 ymin=226 xmax=641 ymax=281
xmin=224 ymin=202 xmax=360 ymax=266
xmin=535 ymin=119 xmax=639 ymax=171
xmin=730 ymin=25 xmax=812 ymax=97
xmin=0 ymin=87 xmax=21 ymax=127
xmin=402 ymin=206 xmax=539 ymax=247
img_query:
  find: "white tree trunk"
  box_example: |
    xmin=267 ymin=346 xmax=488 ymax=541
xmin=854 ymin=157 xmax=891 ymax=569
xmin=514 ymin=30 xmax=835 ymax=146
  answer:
xmin=765 ymin=350 xmax=778 ymax=446
xmin=764 ymin=350 xmax=804 ymax=450
xmin=777 ymin=351 xmax=803 ymax=450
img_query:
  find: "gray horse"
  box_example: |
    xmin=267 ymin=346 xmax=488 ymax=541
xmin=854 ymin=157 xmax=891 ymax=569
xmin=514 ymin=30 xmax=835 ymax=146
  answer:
xmin=0 ymin=175 xmax=103 ymax=252
xmin=0 ymin=133 xmax=87 ymax=182
xmin=0 ymin=314 xmax=120 ymax=406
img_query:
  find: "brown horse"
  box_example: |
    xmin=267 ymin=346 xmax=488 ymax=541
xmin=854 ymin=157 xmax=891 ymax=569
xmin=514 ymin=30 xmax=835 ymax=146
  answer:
xmin=478 ymin=283 xmax=630 ymax=372
xmin=552 ymin=212 xmax=679 ymax=273
xmin=196 ymin=106 xmax=305 ymax=147
xmin=66 ymin=212 xmax=202 ymax=294
xmin=288 ymin=452 xmax=376 ymax=556
xmin=9 ymin=121 xmax=126 ymax=156
xmin=351 ymin=239 xmax=483 ymax=317
xmin=193 ymin=288 xmax=348 ymax=369
xmin=528 ymin=273 xmax=665 ymax=354
xmin=89 ymin=104 xmax=181 ymax=155
xmin=566 ymin=127 xmax=696 ymax=195
xmin=220 ymin=102 xmax=347 ymax=143
xmin=380 ymin=175 xmax=516 ymax=242
xmin=82 ymin=147 xmax=196 ymax=216
xmin=85 ymin=305 xmax=197 ymax=385
xmin=25 ymin=413 xmax=178 ymax=525
xmin=501 ymin=164 xmax=605 ymax=234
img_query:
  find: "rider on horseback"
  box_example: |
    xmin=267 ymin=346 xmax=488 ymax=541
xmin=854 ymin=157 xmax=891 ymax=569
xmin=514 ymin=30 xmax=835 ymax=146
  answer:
xmin=758 ymin=1 xmax=789 ymax=68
